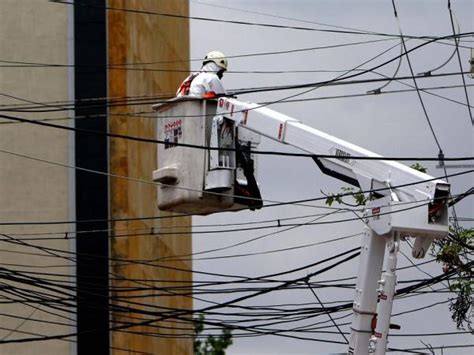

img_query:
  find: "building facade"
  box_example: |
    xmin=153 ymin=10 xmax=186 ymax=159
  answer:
xmin=0 ymin=1 xmax=192 ymax=354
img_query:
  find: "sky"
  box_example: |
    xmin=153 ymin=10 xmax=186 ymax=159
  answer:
xmin=187 ymin=1 xmax=473 ymax=354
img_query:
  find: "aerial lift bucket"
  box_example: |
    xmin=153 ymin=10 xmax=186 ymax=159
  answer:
xmin=152 ymin=97 xmax=262 ymax=215
xmin=152 ymin=97 xmax=235 ymax=215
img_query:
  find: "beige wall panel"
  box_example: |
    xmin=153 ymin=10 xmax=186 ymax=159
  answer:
xmin=0 ymin=1 xmax=73 ymax=355
xmin=108 ymin=1 xmax=192 ymax=354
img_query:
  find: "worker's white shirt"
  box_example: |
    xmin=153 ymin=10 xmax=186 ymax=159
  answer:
xmin=176 ymin=62 xmax=226 ymax=97
xmin=188 ymin=71 xmax=225 ymax=97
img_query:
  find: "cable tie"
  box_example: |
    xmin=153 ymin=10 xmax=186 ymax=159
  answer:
xmin=367 ymin=88 xmax=382 ymax=95
xmin=419 ymin=71 xmax=432 ymax=77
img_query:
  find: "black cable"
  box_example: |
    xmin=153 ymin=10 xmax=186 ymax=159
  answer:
xmin=1 ymin=70 xmax=470 ymax=114
xmin=0 ymin=38 xmax=398 ymax=70
xmin=121 ymin=250 xmax=361 ymax=342
xmin=0 ymin=249 xmax=361 ymax=344
xmin=391 ymin=0 xmax=463 ymax=233
xmin=0 ymin=253 xmax=436 ymax=294
xmin=2 ymin=199 xmax=452 ymax=272
xmin=1 ymin=245 xmax=456 ymax=312
xmin=304 ymin=279 xmax=349 ymax=344
xmin=1 ymin=83 xmax=472 ymax=128
xmin=393 ymin=298 xmax=454 ymax=318
xmin=0 ymin=325 xmax=155 ymax=355
xmin=157 ymin=233 xmax=362 ymax=263
xmin=0 ymin=185 xmax=466 ymax=244
xmin=229 ymin=32 xmax=473 ymax=113
xmin=0 ymin=276 xmax=462 ymax=344
xmin=0 ymin=33 xmax=470 ymax=117
xmin=190 ymin=0 xmax=473 ymax=50
xmin=449 ymin=187 xmax=474 ymax=207
xmin=391 ymin=0 xmax=443 ymax=151
xmin=192 ymin=0 xmax=391 ymax=37
xmin=50 ymin=0 xmax=447 ymax=39
xmin=229 ymin=70 xmax=473 ymax=96
xmin=1 ymin=111 xmax=473 ymax=162
xmin=1 ymin=270 xmax=356 ymax=316
xmin=448 ymin=0 xmax=474 ymax=124
xmin=0 ymin=162 xmax=474 ymax=226
xmin=392 ymin=344 xmax=474 ymax=351
xmin=3 ymin=209 xmax=351 ymax=237
xmin=270 ymin=82 xmax=474 ymax=109
xmin=0 ymin=233 xmax=361 ymax=286
xmin=0 ymin=168 xmax=470 ymax=228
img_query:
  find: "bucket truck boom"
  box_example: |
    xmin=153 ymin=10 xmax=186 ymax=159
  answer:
xmin=153 ymin=97 xmax=450 ymax=354
xmin=213 ymin=97 xmax=449 ymax=354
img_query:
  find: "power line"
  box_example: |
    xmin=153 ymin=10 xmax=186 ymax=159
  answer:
xmin=226 ymin=32 xmax=473 ymax=125
xmin=1 ymin=69 xmax=470 ymax=114
xmin=3 ymin=209 xmax=351 ymax=238
xmin=305 ymin=279 xmax=349 ymax=344
xmin=391 ymin=0 xmax=464 ymax=234
xmin=3 ymin=232 xmax=467 ymax=301
xmin=269 ymin=83 xmax=474 ymax=109
xmin=49 ymin=0 xmax=456 ymax=40
xmin=229 ymin=70 xmax=473 ymax=96
xmin=1 ymin=111 xmax=473 ymax=161
xmin=391 ymin=1 xmax=443 ymax=151
xmin=0 ymin=234 xmax=360 ymax=283
xmin=0 ymin=38 xmax=398 ymax=70
xmin=156 ymin=233 xmax=362 ymax=263
xmin=0 ymin=143 xmax=471 ymax=226
xmin=0 ymin=199 xmax=454 ymax=257
xmin=0 ymin=325 xmax=155 ymax=355
xmin=0 ymin=33 xmax=470 ymax=122
xmin=0 ymin=148 xmax=471 ymax=236
xmin=0 ymin=82 xmax=471 ymax=129
xmin=447 ymin=0 xmax=473 ymax=124
xmin=190 ymin=0 xmax=474 ymax=51
xmin=0 ymin=259 xmax=361 ymax=345
xmin=393 ymin=344 xmax=474 ymax=351
xmin=191 ymin=0 xmax=391 ymax=37
xmin=0 ymin=241 xmax=357 ymax=330
xmin=0 ymin=249 xmax=467 ymax=344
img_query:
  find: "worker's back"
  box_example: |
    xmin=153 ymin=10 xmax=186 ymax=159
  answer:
xmin=176 ymin=51 xmax=228 ymax=97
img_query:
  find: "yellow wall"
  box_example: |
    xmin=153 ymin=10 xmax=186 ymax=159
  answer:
xmin=108 ymin=1 xmax=193 ymax=354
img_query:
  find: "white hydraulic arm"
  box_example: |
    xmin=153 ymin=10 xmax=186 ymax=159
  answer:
xmin=215 ymin=97 xmax=449 ymax=216
xmin=213 ymin=97 xmax=450 ymax=355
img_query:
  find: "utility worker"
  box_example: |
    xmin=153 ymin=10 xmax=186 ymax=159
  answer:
xmin=176 ymin=51 xmax=228 ymax=98
xmin=176 ymin=51 xmax=262 ymax=210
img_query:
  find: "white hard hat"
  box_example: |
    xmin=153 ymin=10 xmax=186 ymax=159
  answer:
xmin=204 ymin=51 xmax=228 ymax=70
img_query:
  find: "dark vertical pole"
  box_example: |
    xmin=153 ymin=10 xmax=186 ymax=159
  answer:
xmin=74 ymin=1 xmax=109 ymax=353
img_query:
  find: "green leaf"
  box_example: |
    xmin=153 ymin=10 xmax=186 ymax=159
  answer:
xmin=410 ymin=162 xmax=427 ymax=173
xmin=194 ymin=315 xmax=233 ymax=355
